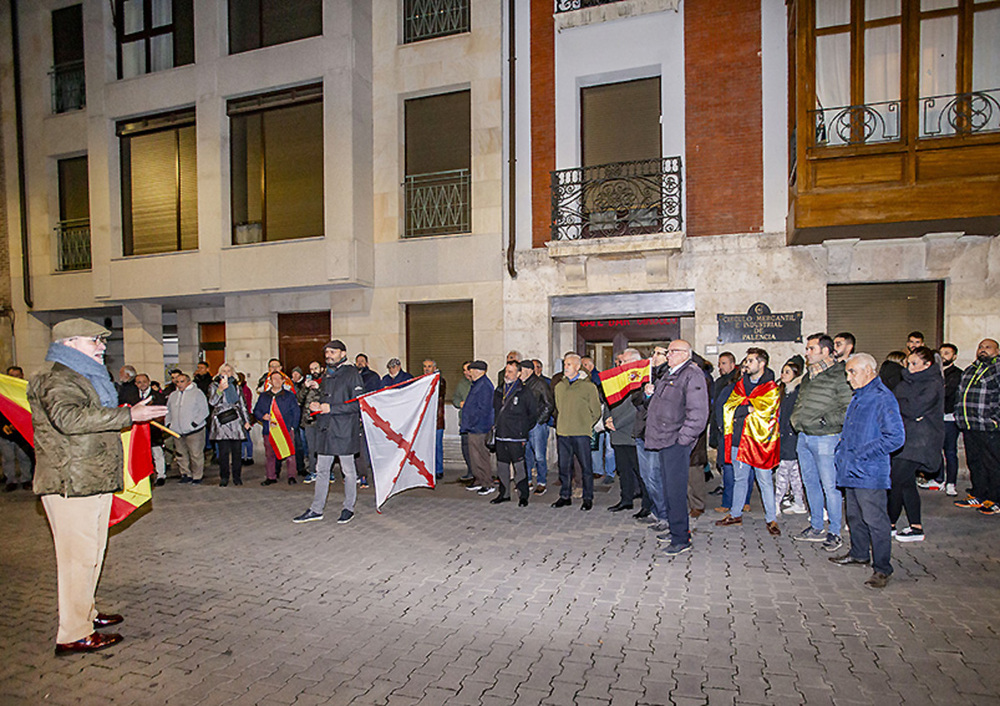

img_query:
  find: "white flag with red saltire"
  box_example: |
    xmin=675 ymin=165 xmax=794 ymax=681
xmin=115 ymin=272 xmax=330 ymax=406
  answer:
xmin=360 ymin=372 xmax=439 ymax=511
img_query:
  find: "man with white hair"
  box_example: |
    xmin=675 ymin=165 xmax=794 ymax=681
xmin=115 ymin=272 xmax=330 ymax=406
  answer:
xmin=644 ymin=340 xmax=710 ymax=556
xmin=829 ymin=353 xmax=904 ymax=589
xmin=551 ymin=353 xmax=602 ymax=510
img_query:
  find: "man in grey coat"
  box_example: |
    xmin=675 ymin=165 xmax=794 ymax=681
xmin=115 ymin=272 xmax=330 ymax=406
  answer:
xmin=293 ymin=340 xmax=364 ymax=524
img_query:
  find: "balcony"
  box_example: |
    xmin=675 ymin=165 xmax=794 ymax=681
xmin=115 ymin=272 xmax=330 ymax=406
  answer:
xmin=403 ymin=169 xmax=470 ymax=238
xmin=402 ymin=0 xmax=470 ymax=44
xmin=550 ymin=157 xmax=682 ymax=242
xmin=55 ymin=219 xmax=91 ymax=271
xmin=50 ymin=61 xmax=86 ymax=114
xmin=811 ymin=101 xmax=900 ymax=148
xmin=921 ymin=89 xmax=1000 ymax=139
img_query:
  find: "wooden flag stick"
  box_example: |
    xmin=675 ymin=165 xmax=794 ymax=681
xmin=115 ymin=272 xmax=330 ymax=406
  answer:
xmin=150 ymin=420 xmax=181 ymax=438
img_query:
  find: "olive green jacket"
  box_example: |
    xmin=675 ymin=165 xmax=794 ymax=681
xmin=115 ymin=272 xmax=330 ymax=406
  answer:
xmin=29 ymin=362 xmax=134 ymax=497
xmin=554 ymin=375 xmax=602 ymax=437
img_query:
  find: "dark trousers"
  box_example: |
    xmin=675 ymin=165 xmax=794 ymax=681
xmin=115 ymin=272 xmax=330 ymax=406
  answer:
xmin=845 ymin=487 xmax=893 ymax=575
xmin=557 ymin=435 xmax=593 ymax=500
xmin=461 ymin=434 xmax=472 ymax=477
xmin=656 ymin=443 xmax=694 ymax=547
xmin=962 ymin=429 xmax=1000 ymax=502
xmin=216 ymin=439 xmax=243 ymax=484
xmin=613 ymin=444 xmax=640 ymax=506
xmin=936 ymin=420 xmax=959 ymax=484
xmin=888 ymin=457 xmax=922 ymax=526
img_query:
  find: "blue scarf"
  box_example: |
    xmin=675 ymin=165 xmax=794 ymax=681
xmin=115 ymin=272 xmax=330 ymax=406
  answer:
xmin=222 ymin=377 xmax=239 ymax=405
xmin=45 ymin=342 xmax=119 ymax=408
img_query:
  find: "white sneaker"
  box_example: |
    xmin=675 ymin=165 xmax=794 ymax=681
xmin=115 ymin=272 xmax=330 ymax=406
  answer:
xmin=782 ymin=503 xmax=807 ymax=515
xmin=466 ymin=484 xmax=484 ymax=492
xmin=477 ymin=486 xmax=496 ymax=496
xmin=895 ymin=526 xmax=925 ymax=542
xmin=945 ymin=483 xmax=957 ymax=496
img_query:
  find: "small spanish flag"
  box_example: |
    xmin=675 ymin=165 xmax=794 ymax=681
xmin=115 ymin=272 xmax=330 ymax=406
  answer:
xmin=599 ymin=359 xmax=651 ymax=406
xmin=268 ymin=396 xmax=295 ymax=460
xmin=110 ymin=423 xmax=154 ymax=526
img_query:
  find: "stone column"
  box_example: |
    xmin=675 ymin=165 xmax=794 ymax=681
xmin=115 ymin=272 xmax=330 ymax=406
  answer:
xmin=122 ymin=303 xmax=164 ymax=380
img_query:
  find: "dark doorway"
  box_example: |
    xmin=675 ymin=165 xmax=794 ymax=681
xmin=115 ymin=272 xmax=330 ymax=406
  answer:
xmin=278 ymin=311 xmax=331 ymax=373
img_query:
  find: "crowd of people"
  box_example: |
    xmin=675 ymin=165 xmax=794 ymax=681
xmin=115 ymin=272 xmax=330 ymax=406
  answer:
xmin=9 ymin=319 xmax=1000 ymax=655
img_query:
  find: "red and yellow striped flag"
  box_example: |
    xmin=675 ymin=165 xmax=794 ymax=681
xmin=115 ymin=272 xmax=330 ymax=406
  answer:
xmin=599 ymin=359 xmax=651 ymax=406
xmin=722 ymin=378 xmax=781 ymax=469
xmin=110 ymin=423 xmax=154 ymax=526
xmin=0 ymin=373 xmax=33 ymax=446
xmin=268 ymin=396 xmax=295 ymax=460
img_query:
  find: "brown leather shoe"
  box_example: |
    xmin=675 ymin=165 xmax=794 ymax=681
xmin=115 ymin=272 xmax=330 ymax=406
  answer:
xmin=93 ymin=613 xmax=123 ymax=628
xmin=55 ymin=631 xmax=123 ymax=656
xmin=689 ymin=509 xmax=704 ymax=519
xmin=767 ymin=521 xmax=781 ymax=536
xmin=715 ymin=514 xmax=742 ymax=526
xmin=713 ymin=506 xmax=730 ymax=513
xmin=865 ymin=572 xmax=891 ymax=589
xmin=743 ymin=504 xmax=751 ymax=513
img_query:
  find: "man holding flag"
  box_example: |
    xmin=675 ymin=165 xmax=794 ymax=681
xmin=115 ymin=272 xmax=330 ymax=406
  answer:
xmin=29 ymin=318 xmax=167 ymax=655
xmin=715 ymin=347 xmax=782 ymax=536
xmin=293 ymin=340 xmax=364 ymax=524
xmin=254 ymin=371 xmax=302 ymax=485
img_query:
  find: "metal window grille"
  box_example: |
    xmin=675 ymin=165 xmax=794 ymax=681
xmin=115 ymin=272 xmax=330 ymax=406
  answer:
xmin=920 ymin=89 xmax=1000 ymax=139
xmin=51 ymin=61 xmax=86 ymax=113
xmin=809 ymin=101 xmax=902 ymax=147
xmin=403 ymin=0 xmax=470 ymax=44
xmin=404 ymin=169 xmax=470 ymax=238
xmin=550 ymin=157 xmax=682 ymax=241
xmin=55 ymin=218 xmax=92 ymax=271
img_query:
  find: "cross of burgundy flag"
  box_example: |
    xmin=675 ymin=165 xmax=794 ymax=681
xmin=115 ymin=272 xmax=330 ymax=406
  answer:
xmin=359 ymin=372 xmax=439 ymax=511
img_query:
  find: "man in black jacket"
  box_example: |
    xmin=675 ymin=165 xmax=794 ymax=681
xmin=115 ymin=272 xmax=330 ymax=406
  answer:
xmin=518 ymin=359 xmax=554 ymax=495
xmin=493 ymin=361 xmax=538 ymax=506
xmin=933 ymin=343 xmax=963 ymax=494
xmin=293 ymin=340 xmax=364 ymax=525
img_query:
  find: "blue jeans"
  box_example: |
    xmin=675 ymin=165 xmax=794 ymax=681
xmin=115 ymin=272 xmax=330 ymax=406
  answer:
xmin=721 ymin=460 xmax=754 ymax=511
xmin=731 ymin=447 xmax=776 ymax=521
xmin=656 ymin=443 xmax=694 ymax=547
xmin=591 ymin=431 xmax=616 ymax=478
xmin=937 ymin=420 xmax=959 ymax=484
xmin=525 ymin=422 xmax=550 ymax=486
xmin=636 ymin=438 xmax=665 ymax=518
xmin=797 ymin=433 xmax=843 ymax=535
xmin=557 ymin=435 xmax=594 ymax=501
xmin=435 ymin=429 xmax=444 ymax=478
xmin=241 ymin=434 xmax=253 ymax=461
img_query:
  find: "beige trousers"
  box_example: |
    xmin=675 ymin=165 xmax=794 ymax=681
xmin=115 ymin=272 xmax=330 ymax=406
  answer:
xmin=41 ymin=493 xmax=112 ymax=643
xmin=175 ymin=428 xmax=206 ymax=480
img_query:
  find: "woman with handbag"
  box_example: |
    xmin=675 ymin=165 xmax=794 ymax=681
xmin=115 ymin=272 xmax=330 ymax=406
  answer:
xmin=889 ymin=347 xmax=944 ymax=541
xmin=209 ymin=363 xmax=253 ymax=486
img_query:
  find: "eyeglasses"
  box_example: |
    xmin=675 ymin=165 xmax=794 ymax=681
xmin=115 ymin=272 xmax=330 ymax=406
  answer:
xmin=666 ymin=348 xmax=687 ymax=355
xmin=652 ymin=349 xmax=668 ymax=356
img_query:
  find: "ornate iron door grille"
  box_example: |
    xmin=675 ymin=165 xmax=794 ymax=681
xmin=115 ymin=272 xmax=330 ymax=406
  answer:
xmin=55 ymin=218 xmax=92 ymax=271
xmin=51 ymin=61 xmax=86 ymax=114
xmin=550 ymin=157 xmax=683 ymax=241
xmin=404 ymin=169 xmax=471 ymax=238
xmin=403 ymin=0 xmax=470 ymax=44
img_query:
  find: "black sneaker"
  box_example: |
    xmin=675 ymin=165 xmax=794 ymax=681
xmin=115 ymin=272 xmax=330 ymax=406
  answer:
xmin=154 ymin=478 xmax=165 ymax=487
xmin=179 ymin=477 xmax=193 ymax=484
xmin=337 ymin=509 xmax=354 ymax=524
xmin=292 ymin=510 xmax=323 ymax=523
xmin=261 ymin=478 xmax=277 ymax=486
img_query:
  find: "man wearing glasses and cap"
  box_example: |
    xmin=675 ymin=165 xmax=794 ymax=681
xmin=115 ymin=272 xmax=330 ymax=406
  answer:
xmin=29 ymin=318 xmax=167 ymax=655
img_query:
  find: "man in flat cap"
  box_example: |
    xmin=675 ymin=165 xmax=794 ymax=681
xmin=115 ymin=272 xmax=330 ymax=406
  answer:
xmin=293 ymin=340 xmax=365 ymax=524
xmin=29 ymin=318 xmax=167 ymax=655
xmin=459 ymin=360 xmax=495 ymax=495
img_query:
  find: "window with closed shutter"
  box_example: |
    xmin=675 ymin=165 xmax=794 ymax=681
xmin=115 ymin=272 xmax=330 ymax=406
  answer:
xmin=119 ymin=110 xmax=198 ymax=256
xmin=826 ymin=281 xmax=944 ymax=364
xmin=228 ymin=0 xmax=322 ymax=55
xmin=406 ymin=301 xmax=474 ymax=390
xmin=581 ymin=77 xmax=661 ymax=167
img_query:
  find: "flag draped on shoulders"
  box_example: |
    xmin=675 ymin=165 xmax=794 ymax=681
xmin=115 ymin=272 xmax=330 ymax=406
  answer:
xmin=359 ymin=372 xmax=439 ymax=511
xmin=722 ymin=377 xmax=781 ymax=469
xmin=268 ymin=396 xmax=295 ymax=460
xmin=599 ymin=360 xmax=651 ymax=406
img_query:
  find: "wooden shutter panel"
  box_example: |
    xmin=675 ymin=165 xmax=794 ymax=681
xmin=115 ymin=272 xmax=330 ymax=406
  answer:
xmin=581 ymin=77 xmax=661 ymax=167
xmin=58 ymin=156 xmax=89 ymax=221
xmin=405 ymin=91 xmax=471 ymax=176
xmin=129 ymin=130 xmax=179 ymax=255
xmin=406 ymin=301 xmax=474 ymax=389
xmin=264 ymin=101 xmax=324 ymax=240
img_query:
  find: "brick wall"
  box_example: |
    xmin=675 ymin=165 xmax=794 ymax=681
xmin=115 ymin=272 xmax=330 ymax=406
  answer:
xmin=685 ymin=0 xmax=763 ymax=236
xmin=530 ymin=0 xmax=555 ymax=248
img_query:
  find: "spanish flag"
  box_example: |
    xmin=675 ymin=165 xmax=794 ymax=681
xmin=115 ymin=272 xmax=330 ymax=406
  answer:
xmin=268 ymin=396 xmax=295 ymax=460
xmin=0 ymin=373 xmax=155 ymax=526
xmin=599 ymin=359 xmax=651 ymax=405
xmin=110 ymin=424 xmax=154 ymax=526
xmin=722 ymin=376 xmax=781 ymax=469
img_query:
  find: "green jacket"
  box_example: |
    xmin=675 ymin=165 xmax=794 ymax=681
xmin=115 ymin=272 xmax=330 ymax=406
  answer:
xmin=554 ymin=375 xmax=602 ymax=437
xmin=29 ymin=363 xmax=134 ymax=497
xmin=789 ymin=360 xmax=853 ymax=436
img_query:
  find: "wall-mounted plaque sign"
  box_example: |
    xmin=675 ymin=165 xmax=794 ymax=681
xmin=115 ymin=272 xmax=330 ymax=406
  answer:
xmin=717 ymin=303 xmax=802 ymax=344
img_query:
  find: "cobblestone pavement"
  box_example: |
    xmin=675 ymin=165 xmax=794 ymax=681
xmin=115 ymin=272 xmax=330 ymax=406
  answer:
xmin=1 ymin=460 xmax=998 ymax=706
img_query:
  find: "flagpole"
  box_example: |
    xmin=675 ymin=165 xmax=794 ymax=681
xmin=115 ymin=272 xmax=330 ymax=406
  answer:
xmin=344 ymin=371 xmax=437 ymax=404
xmin=149 ymin=420 xmax=180 ymax=438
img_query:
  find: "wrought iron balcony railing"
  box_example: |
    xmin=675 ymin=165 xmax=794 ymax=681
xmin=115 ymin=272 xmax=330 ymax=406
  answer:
xmin=555 ymin=0 xmax=626 ymax=12
xmin=402 ymin=0 xmax=470 ymax=44
xmin=404 ymin=169 xmax=471 ymax=238
xmin=51 ymin=61 xmax=86 ymax=114
xmin=921 ymin=88 xmax=1000 ymax=138
xmin=810 ymin=100 xmax=901 ymax=147
xmin=551 ymin=158 xmax=683 ymax=241
xmin=55 ymin=218 xmax=91 ymax=271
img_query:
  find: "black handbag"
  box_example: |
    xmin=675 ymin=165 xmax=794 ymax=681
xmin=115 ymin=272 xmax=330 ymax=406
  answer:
xmin=216 ymin=408 xmax=239 ymax=425
xmin=485 ymin=427 xmax=497 ymax=453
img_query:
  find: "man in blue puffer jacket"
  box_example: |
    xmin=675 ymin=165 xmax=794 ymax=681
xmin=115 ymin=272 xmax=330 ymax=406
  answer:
xmin=829 ymin=353 xmax=905 ymax=590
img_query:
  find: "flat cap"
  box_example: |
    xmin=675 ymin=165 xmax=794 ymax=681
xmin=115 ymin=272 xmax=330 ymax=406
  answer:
xmin=52 ymin=318 xmax=111 ymax=342
xmin=468 ymin=360 xmax=488 ymax=371
xmin=517 ymin=360 xmax=535 ymax=371
xmin=387 ymin=357 xmax=402 ymax=368
xmin=323 ymin=339 xmax=347 ymax=352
